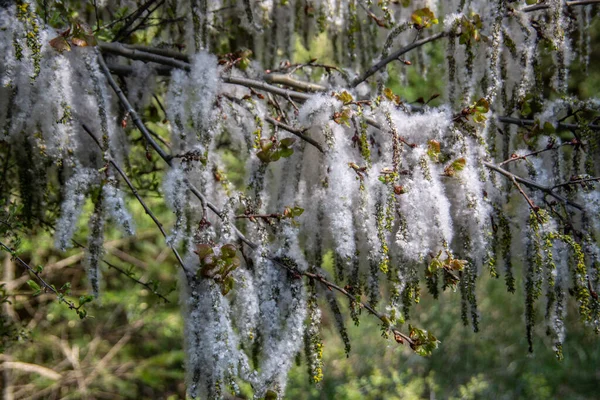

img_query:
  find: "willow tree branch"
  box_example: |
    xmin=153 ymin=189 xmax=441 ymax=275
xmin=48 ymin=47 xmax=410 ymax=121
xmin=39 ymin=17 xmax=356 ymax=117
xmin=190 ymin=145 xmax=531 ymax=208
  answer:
xmin=510 ymin=176 xmax=543 ymax=224
xmin=99 ymin=42 xmax=191 ymax=71
xmin=97 ymin=53 xmax=173 ymax=164
xmin=264 ymin=116 xmax=324 ymax=153
xmin=498 ymin=141 xmax=572 ymax=167
xmin=222 ymin=76 xmax=312 ymax=102
xmin=98 ymin=50 xmax=415 ymax=346
xmin=97 ymin=51 xmax=257 ymax=250
xmin=99 ymin=44 xmax=314 ymax=102
xmin=112 ymin=0 xmax=162 ymax=42
xmin=103 ymin=259 xmax=170 ymax=303
xmin=0 ymin=241 xmax=80 ymax=312
xmin=552 ymin=176 xmax=600 ymax=190
xmin=351 ymin=32 xmax=447 ymax=88
xmin=263 ymin=73 xmax=327 ymax=92
xmin=521 ymin=0 xmax=600 ymax=12
xmin=81 ymin=123 xmax=188 ymax=275
xmin=123 ymin=43 xmax=190 ymax=62
xmin=497 ymin=116 xmax=600 ymax=131
xmin=303 ymin=269 xmax=414 ymax=345
xmin=483 ymin=161 xmax=584 ymax=210
xmin=105 ymin=63 xmax=172 ymax=76
xmin=224 ymin=92 xmax=324 ymax=153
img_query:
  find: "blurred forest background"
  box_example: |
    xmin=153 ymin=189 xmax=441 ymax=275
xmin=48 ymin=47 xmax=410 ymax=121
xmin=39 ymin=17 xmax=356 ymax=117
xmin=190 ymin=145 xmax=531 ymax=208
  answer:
xmin=2 ymin=7 xmax=600 ymax=400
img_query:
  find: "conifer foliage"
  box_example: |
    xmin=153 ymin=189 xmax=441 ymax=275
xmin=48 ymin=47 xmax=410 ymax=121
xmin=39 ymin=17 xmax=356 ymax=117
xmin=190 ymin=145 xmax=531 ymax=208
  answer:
xmin=1 ymin=0 xmax=600 ymax=398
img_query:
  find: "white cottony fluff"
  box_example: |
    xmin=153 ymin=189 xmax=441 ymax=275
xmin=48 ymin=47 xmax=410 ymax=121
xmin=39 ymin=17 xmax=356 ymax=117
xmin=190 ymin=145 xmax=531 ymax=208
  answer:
xmin=183 ymin=276 xmax=250 ymax=399
xmin=323 ymin=123 xmax=359 ymax=260
xmin=395 ymin=152 xmax=454 ymax=262
xmin=163 ymin=167 xmax=189 ymax=246
xmin=55 ymin=168 xmax=99 ymax=250
xmin=189 ymin=52 xmax=220 ymax=134
xmin=103 ymin=182 xmax=135 ymax=236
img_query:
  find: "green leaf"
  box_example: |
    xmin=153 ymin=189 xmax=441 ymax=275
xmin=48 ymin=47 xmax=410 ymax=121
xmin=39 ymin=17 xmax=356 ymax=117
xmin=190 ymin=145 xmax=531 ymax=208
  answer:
xmin=259 ymin=139 xmax=273 ymax=151
xmin=195 ymin=244 xmax=214 ymax=259
xmin=221 ymin=276 xmax=234 ymax=295
xmin=27 ymin=280 xmax=41 ymax=292
xmin=278 ymin=147 xmax=294 ymax=158
xmin=79 ymin=295 xmax=94 ymax=305
xmin=220 ymin=244 xmax=237 ymax=259
xmin=474 ymin=98 xmax=489 ymax=114
xmin=265 ymin=390 xmax=279 ymax=400
xmin=335 ymin=91 xmax=354 ymax=105
xmin=279 ymin=137 xmax=296 ymax=147
xmin=49 ymin=36 xmax=71 ymax=52
xmin=269 ymin=151 xmax=282 ymax=162
xmin=543 ymin=122 xmax=556 ymax=134
xmin=411 ymin=8 xmax=438 ymax=29
xmin=427 ymin=140 xmax=441 ymax=161
xmin=257 ymin=150 xmax=271 ymax=163
xmin=451 ymin=158 xmax=466 ymax=172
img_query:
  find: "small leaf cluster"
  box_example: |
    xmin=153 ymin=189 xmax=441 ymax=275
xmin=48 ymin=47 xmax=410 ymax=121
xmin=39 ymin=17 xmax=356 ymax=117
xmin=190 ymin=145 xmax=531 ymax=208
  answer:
xmin=49 ymin=21 xmax=97 ymax=52
xmin=378 ymin=167 xmax=397 ymax=184
xmin=195 ymin=243 xmax=241 ymax=295
xmin=427 ymin=251 xmax=467 ymax=289
xmin=458 ymin=13 xmax=487 ymax=45
xmin=334 ymin=90 xmax=354 ymax=105
xmin=456 ymin=98 xmax=490 ymax=124
xmin=408 ymin=324 xmax=440 ymax=356
xmin=256 ymin=137 xmax=296 ymax=163
xmin=426 ymin=140 xmax=441 ymax=162
xmin=218 ymin=49 xmax=253 ymax=71
xmin=333 ymin=108 xmax=352 ymax=126
xmin=383 ymin=87 xmax=403 ymax=106
xmin=283 ymin=206 xmax=304 ymax=220
xmin=333 ymin=91 xmax=356 ymax=126
xmin=411 ymin=8 xmax=438 ymax=30
xmin=443 ymin=157 xmax=466 ymax=177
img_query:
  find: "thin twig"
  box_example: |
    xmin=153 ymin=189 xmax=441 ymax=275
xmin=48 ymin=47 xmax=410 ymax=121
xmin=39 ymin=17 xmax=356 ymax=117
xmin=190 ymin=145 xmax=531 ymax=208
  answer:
xmin=265 ymin=117 xmax=324 ymax=153
xmin=99 ymin=44 xmax=314 ymax=102
xmin=0 ymin=241 xmax=80 ymax=313
xmin=112 ymin=0 xmax=162 ymax=42
xmin=103 ymin=259 xmax=170 ymax=303
xmin=303 ymin=269 xmax=414 ymax=345
xmin=351 ymin=32 xmax=447 ymax=87
xmin=498 ymin=141 xmax=571 ymax=167
xmin=263 ymin=73 xmax=327 ymax=92
xmin=497 ymin=115 xmax=600 ymax=131
xmin=99 ymin=41 xmax=190 ymax=71
xmin=224 ymin=93 xmax=324 ymax=153
xmin=224 ymin=76 xmax=312 ymax=102
xmin=81 ymin=123 xmax=188 ymax=274
xmin=510 ymin=176 xmax=543 ymax=224
xmin=521 ymin=0 xmax=600 ymax=12
xmin=97 ymin=52 xmax=173 ymax=162
xmin=552 ymin=176 xmax=600 ymax=190
xmin=483 ymin=161 xmax=583 ymax=210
